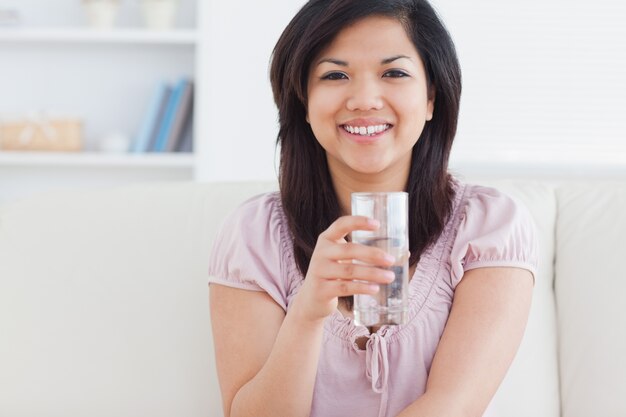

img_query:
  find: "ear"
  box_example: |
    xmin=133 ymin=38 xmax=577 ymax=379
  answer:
xmin=426 ymin=86 xmax=435 ymax=121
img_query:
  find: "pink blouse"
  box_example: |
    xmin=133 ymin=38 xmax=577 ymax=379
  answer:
xmin=208 ymin=180 xmax=538 ymax=417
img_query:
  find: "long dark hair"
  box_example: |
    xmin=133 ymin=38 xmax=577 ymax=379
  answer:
xmin=270 ymin=0 xmax=462 ymax=303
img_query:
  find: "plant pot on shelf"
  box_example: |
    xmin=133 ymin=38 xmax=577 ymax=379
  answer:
xmin=82 ymin=0 xmax=120 ymax=29
xmin=141 ymin=0 xmax=179 ymax=30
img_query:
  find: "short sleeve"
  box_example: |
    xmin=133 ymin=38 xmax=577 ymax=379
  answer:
xmin=449 ymin=185 xmax=538 ymax=288
xmin=208 ymin=192 xmax=293 ymax=311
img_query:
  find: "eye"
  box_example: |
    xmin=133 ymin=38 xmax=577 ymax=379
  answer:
xmin=321 ymin=71 xmax=348 ymax=81
xmin=383 ymin=69 xmax=409 ymax=78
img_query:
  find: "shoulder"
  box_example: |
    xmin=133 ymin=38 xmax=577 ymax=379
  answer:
xmin=453 ymin=180 xmax=532 ymax=227
xmin=208 ymin=191 xmax=296 ymax=310
xmin=211 ymin=190 xmax=290 ymax=265
xmin=223 ymin=191 xmax=284 ymax=230
xmin=448 ymin=179 xmax=538 ymax=286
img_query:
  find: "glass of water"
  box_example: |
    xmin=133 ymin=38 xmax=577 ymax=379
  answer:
xmin=351 ymin=192 xmax=409 ymax=327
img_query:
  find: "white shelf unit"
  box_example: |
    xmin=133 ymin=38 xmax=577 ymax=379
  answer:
xmin=0 ymin=151 xmax=195 ymax=168
xmin=0 ymin=28 xmax=197 ymax=44
xmin=0 ymin=0 xmax=203 ymax=204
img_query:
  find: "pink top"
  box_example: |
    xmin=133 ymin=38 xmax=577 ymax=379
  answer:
xmin=208 ymin=180 xmax=538 ymax=417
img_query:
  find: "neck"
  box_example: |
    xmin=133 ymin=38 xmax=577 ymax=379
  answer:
xmin=329 ymin=157 xmax=411 ymax=216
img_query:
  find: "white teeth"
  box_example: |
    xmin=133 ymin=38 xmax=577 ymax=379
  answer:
xmin=343 ymin=124 xmax=390 ymax=136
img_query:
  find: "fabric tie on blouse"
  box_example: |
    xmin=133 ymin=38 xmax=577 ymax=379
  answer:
xmin=366 ymin=333 xmax=389 ymax=417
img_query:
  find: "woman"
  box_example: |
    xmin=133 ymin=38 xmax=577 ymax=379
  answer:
xmin=209 ymin=0 xmax=537 ymax=416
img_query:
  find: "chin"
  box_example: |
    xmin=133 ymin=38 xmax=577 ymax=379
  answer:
xmin=348 ymin=162 xmax=390 ymax=176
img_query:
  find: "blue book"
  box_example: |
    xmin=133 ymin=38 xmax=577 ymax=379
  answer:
xmin=152 ymin=78 xmax=187 ymax=153
xmin=131 ymin=82 xmax=171 ymax=153
xmin=146 ymin=86 xmax=172 ymax=152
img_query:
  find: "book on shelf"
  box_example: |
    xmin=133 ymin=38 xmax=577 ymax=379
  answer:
xmin=152 ymin=78 xmax=193 ymax=153
xmin=131 ymin=78 xmax=194 ymax=154
xmin=175 ymin=105 xmax=194 ymax=152
xmin=146 ymin=84 xmax=174 ymax=152
xmin=165 ymin=79 xmax=194 ymax=152
xmin=131 ymin=81 xmax=171 ymax=153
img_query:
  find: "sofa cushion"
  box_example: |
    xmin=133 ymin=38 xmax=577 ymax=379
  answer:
xmin=556 ymin=183 xmax=626 ymax=417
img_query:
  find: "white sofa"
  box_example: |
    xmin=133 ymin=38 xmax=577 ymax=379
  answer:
xmin=0 ymin=180 xmax=625 ymax=417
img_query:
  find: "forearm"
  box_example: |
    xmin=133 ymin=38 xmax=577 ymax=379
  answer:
xmin=395 ymin=391 xmax=472 ymax=417
xmin=229 ymin=307 xmax=324 ymax=417
xmin=397 ymin=268 xmax=533 ymax=417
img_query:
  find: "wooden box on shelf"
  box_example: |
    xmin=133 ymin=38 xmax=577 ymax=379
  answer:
xmin=0 ymin=118 xmax=83 ymax=152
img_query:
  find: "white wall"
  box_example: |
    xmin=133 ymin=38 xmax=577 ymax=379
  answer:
xmin=196 ymin=0 xmax=302 ymax=182
xmin=0 ymin=0 xmax=197 ymax=28
xmin=436 ymin=0 xmax=626 ymax=179
xmin=198 ymin=0 xmax=626 ymax=182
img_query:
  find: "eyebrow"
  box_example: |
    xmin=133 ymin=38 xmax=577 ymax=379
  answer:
xmin=316 ymin=55 xmax=412 ymax=66
xmin=381 ymin=55 xmax=412 ymax=65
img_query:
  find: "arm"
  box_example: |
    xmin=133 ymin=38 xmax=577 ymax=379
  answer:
xmin=210 ymin=285 xmax=323 ymax=417
xmin=396 ymin=266 xmax=534 ymax=417
xmin=210 ymin=216 xmax=395 ymax=417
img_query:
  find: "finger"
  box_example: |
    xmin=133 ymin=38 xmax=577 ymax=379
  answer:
xmin=321 ymin=261 xmax=395 ymax=284
xmin=322 ymin=280 xmax=382 ymax=298
xmin=320 ymin=215 xmax=379 ymax=242
xmin=323 ymin=242 xmax=395 ymax=266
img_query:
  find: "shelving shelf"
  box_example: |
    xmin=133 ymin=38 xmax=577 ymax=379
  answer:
xmin=0 ymin=151 xmax=194 ymax=168
xmin=0 ymin=28 xmax=197 ymax=45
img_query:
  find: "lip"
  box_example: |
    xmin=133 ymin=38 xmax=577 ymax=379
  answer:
xmin=340 ymin=117 xmax=393 ymax=127
xmin=338 ymin=123 xmax=392 ymax=144
xmin=338 ymin=117 xmax=393 ymax=144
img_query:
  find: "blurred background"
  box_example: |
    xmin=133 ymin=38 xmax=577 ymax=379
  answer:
xmin=0 ymin=0 xmax=625 ymax=204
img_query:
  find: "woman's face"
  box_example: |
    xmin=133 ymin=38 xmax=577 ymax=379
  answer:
xmin=307 ymin=16 xmax=434 ymax=180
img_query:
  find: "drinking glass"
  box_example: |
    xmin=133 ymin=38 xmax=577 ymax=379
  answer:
xmin=351 ymin=192 xmax=409 ymax=327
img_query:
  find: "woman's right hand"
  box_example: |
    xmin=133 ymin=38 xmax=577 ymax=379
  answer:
xmin=290 ymin=215 xmax=397 ymax=324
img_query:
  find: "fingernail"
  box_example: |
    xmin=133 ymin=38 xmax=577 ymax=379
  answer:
xmin=369 ymin=284 xmax=380 ymax=292
xmin=384 ymin=271 xmax=395 ymax=280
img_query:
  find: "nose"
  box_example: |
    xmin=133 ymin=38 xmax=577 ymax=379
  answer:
xmin=346 ymin=76 xmax=384 ymax=112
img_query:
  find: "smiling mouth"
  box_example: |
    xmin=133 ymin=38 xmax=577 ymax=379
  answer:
xmin=341 ymin=124 xmax=392 ymax=137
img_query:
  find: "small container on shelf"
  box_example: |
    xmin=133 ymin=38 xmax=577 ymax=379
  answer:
xmin=141 ymin=0 xmax=179 ymax=30
xmin=81 ymin=0 xmax=120 ymax=29
xmin=97 ymin=132 xmax=131 ymax=153
xmin=0 ymin=115 xmax=83 ymax=152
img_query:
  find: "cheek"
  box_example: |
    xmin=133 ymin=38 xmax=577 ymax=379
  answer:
xmin=308 ymin=91 xmax=340 ymax=129
xmin=391 ymin=89 xmax=431 ymax=125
